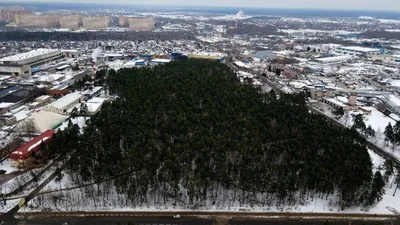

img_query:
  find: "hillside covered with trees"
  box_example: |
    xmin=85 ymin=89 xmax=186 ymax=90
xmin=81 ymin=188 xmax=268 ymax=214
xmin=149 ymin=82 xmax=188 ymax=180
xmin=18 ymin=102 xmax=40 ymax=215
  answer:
xmin=55 ymin=60 xmax=382 ymax=210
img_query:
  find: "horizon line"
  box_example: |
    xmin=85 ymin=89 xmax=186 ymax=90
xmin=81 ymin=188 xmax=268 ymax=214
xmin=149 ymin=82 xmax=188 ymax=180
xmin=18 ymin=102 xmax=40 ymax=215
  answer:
xmin=0 ymin=1 xmax=399 ymax=13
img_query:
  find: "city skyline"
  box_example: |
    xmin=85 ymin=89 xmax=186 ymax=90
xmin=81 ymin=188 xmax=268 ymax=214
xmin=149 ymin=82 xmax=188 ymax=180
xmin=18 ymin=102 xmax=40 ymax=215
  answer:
xmin=0 ymin=0 xmax=399 ymax=11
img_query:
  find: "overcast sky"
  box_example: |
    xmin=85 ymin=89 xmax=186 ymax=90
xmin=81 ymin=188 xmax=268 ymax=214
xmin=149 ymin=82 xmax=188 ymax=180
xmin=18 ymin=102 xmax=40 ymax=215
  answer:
xmin=2 ymin=0 xmax=400 ymax=11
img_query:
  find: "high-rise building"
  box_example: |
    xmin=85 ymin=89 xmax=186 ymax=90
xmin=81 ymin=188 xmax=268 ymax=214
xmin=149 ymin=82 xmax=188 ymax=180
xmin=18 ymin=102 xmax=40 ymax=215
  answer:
xmin=128 ymin=17 xmax=155 ymax=31
xmin=60 ymin=15 xmax=81 ymax=29
xmin=82 ymin=16 xmax=110 ymax=30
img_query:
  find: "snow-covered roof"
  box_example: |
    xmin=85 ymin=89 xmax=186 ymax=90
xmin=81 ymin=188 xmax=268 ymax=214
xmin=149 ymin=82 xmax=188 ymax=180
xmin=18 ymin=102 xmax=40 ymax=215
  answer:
xmin=388 ymin=95 xmax=400 ymax=107
xmin=315 ymin=55 xmax=354 ymax=63
xmin=48 ymin=92 xmax=83 ymax=110
xmin=324 ymin=97 xmax=346 ymax=107
xmin=9 ymin=130 xmax=56 ymax=159
xmin=151 ymin=58 xmax=171 ymax=63
xmin=336 ymin=46 xmax=380 ymax=53
xmin=0 ymin=102 xmax=14 ymax=108
xmin=0 ymin=49 xmax=59 ymax=63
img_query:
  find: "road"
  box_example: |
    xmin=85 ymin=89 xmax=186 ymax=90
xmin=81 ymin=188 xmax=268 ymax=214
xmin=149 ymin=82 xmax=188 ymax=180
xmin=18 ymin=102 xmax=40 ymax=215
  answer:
xmin=225 ymin=57 xmax=400 ymax=166
xmin=8 ymin=216 xmax=400 ymax=225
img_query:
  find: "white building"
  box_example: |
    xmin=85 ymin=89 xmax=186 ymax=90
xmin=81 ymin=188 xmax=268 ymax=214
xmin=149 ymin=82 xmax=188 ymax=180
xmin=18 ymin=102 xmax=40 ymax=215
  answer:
xmin=44 ymin=92 xmax=84 ymax=115
xmin=335 ymin=46 xmax=380 ymax=56
xmin=0 ymin=49 xmax=62 ymax=66
xmin=86 ymin=97 xmax=107 ymax=115
xmin=0 ymin=49 xmax=63 ymax=76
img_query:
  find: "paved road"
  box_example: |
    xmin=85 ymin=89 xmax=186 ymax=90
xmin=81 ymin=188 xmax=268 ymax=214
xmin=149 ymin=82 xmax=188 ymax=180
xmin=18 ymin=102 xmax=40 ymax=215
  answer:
xmin=7 ymin=217 xmax=400 ymax=225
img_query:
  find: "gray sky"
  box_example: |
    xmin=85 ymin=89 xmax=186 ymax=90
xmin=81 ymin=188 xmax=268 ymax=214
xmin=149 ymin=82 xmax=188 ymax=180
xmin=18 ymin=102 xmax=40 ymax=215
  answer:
xmin=2 ymin=0 xmax=400 ymax=11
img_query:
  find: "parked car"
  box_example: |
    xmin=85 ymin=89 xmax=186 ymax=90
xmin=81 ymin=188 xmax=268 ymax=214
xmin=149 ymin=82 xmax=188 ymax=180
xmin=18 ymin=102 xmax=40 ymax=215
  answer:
xmin=0 ymin=170 xmax=6 ymax=175
xmin=173 ymin=214 xmax=181 ymax=219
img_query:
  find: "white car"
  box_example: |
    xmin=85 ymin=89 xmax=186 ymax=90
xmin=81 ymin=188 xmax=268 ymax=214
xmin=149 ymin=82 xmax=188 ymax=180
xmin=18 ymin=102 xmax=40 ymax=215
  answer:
xmin=173 ymin=214 xmax=181 ymax=219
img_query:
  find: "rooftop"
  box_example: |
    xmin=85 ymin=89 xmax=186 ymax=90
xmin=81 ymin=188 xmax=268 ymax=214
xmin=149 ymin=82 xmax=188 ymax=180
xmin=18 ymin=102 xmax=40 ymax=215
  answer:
xmin=0 ymin=49 xmax=60 ymax=63
xmin=10 ymin=130 xmax=56 ymax=159
xmin=48 ymin=92 xmax=83 ymax=110
xmin=337 ymin=46 xmax=380 ymax=53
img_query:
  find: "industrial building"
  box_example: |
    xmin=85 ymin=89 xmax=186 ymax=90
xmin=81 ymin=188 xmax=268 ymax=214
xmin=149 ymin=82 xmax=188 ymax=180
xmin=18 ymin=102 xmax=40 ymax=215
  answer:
xmin=0 ymin=49 xmax=63 ymax=76
xmin=82 ymin=16 xmax=110 ymax=30
xmin=15 ymin=13 xmax=60 ymax=28
xmin=44 ymin=92 xmax=83 ymax=115
xmin=60 ymin=15 xmax=81 ymax=29
xmin=127 ymin=17 xmax=155 ymax=31
xmin=188 ymin=52 xmax=225 ymax=62
xmin=0 ymin=49 xmax=62 ymax=66
xmin=0 ymin=85 xmax=36 ymax=114
xmin=335 ymin=46 xmax=380 ymax=57
xmin=9 ymin=129 xmax=56 ymax=168
xmin=0 ymin=64 xmax=31 ymax=76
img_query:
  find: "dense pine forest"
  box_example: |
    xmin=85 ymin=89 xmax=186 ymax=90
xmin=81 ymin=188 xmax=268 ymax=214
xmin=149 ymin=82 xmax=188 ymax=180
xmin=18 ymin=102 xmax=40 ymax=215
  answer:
xmin=51 ymin=60 xmax=384 ymax=210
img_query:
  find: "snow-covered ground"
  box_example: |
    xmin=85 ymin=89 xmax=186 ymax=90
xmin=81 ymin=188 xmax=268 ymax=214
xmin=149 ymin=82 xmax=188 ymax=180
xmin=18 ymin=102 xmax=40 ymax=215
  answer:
xmin=58 ymin=117 xmax=87 ymax=133
xmin=0 ymin=159 xmax=20 ymax=174
xmin=0 ymin=160 xmax=55 ymax=196
xmin=42 ymin=171 xmax=75 ymax=192
xmin=338 ymin=106 xmax=400 ymax=161
xmin=18 ymin=148 xmax=400 ymax=214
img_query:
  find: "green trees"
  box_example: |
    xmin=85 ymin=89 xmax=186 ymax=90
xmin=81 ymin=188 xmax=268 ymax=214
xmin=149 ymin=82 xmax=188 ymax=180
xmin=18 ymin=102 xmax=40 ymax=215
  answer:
xmin=352 ymin=114 xmax=366 ymax=134
xmin=384 ymin=123 xmax=395 ymax=146
xmin=61 ymin=60 xmax=375 ymax=209
xmin=366 ymin=125 xmax=375 ymax=139
xmin=365 ymin=171 xmax=385 ymax=206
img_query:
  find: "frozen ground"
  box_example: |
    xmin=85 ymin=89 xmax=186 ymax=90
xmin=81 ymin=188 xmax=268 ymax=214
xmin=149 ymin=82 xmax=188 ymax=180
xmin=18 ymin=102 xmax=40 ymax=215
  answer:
xmin=58 ymin=117 xmax=87 ymax=132
xmin=18 ymin=149 xmax=400 ymax=214
xmin=0 ymin=159 xmax=20 ymax=174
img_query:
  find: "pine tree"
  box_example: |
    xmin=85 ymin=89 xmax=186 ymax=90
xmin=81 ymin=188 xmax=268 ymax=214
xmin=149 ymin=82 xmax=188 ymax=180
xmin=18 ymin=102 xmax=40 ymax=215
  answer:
xmin=394 ymin=165 xmax=400 ymax=197
xmin=275 ymin=68 xmax=281 ymax=76
xmin=383 ymin=159 xmax=394 ymax=183
xmin=384 ymin=123 xmax=395 ymax=146
xmin=333 ymin=107 xmax=344 ymax=119
xmin=366 ymin=125 xmax=375 ymax=138
xmin=352 ymin=114 xmax=366 ymax=133
xmin=370 ymin=171 xmax=385 ymax=204
xmin=394 ymin=121 xmax=400 ymax=145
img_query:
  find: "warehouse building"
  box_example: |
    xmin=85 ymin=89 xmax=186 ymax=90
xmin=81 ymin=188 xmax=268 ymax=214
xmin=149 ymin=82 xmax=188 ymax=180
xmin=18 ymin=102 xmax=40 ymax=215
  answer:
xmin=44 ymin=92 xmax=83 ymax=115
xmin=0 ymin=49 xmax=63 ymax=76
xmin=335 ymin=46 xmax=380 ymax=57
xmin=0 ymin=63 xmax=31 ymax=76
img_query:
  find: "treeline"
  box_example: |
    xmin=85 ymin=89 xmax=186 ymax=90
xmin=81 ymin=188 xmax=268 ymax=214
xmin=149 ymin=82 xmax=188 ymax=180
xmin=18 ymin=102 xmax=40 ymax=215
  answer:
xmin=361 ymin=31 xmax=400 ymax=40
xmin=227 ymin=24 xmax=282 ymax=36
xmin=0 ymin=31 xmax=195 ymax=42
xmin=49 ymin=60 xmax=384 ymax=210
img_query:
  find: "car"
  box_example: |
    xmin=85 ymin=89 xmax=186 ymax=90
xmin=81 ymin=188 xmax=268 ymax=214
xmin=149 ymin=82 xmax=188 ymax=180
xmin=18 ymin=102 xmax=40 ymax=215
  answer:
xmin=0 ymin=170 xmax=6 ymax=175
xmin=173 ymin=214 xmax=181 ymax=219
